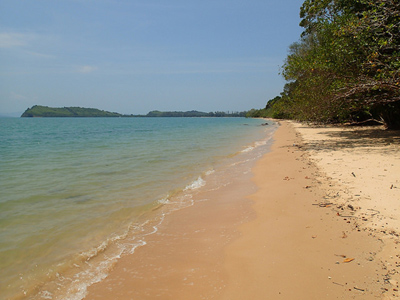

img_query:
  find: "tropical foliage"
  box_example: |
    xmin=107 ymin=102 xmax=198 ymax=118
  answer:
xmin=145 ymin=110 xmax=247 ymax=117
xmin=267 ymin=0 xmax=400 ymax=129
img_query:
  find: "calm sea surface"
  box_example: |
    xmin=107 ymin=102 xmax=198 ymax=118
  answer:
xmin=0 ymin=117 xmax=277 ymax=300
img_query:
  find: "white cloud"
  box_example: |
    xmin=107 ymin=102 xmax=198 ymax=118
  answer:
xmin=0 ymin=32 xmax=34 ymax=48
xmin=77 ymin=65 xmax=98 ymax=73
xmin=0 ymin=31 xmax=55 ymax=59
xmin=25 ymin=51 xmax=56 ymax=59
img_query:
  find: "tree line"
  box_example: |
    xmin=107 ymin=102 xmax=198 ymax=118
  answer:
xmin=249 ymin=0 xmax=400 ymax=129
xmin=144 ymin=110 xmax=247 ymax=117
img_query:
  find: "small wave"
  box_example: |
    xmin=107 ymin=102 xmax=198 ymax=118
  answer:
xmin=205 ymin=169 xmax=215 ymax=176
xmin=255 ymin=140 xmax=267 ymax=147
xmin=241 ymin=139 xmax=269 ymax=153
xmin=184 ymin=176 xmax=206 ymax=191
xmin=241 ymin=146 xmax=255 ymax=153
xmin=79 ymin=230 xmax=129 ymax=263
xmin=58 ymin=214 xmax=167 ymax=300
xmin=157 ymin=198 xmax=170 ymax=205
xmin=126 ymin=240 xmax=147 ymax=255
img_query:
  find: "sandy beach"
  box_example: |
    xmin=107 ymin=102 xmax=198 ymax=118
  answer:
xmin=84 ymin=121 xmax=399 ymax=299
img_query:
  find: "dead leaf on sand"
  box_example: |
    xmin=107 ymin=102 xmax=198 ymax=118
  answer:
xmin=343 ymin=258 xmax=355 ymax=263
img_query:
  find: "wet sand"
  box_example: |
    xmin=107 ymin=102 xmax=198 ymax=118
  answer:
xmin=84 ymin=121 xmax=398 ymax=299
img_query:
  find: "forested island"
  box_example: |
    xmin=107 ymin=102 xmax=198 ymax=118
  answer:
xmin=247 ymin=0 xmax=400 ymax=129
xmin=21 ymin=105 xmax=248 ymax=118
xmin=21 ymin=106 xmax=122 ymax=117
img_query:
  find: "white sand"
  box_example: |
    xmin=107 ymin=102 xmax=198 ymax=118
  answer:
xmin=292 ymin=121 xmax=400 ymax=297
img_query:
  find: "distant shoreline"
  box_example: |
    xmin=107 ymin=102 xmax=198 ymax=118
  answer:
xmin=20 ymin=105 xmax=249 ymax=118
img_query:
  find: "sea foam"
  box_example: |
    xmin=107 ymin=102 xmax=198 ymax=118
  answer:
xmin=184 ymin=176 xmax=206 ymax=191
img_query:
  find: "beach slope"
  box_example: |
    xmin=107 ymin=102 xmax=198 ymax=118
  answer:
xmin=84 ymin=121 xmax=399 ymax=299
xmin=222 ymin=121 xmax=399 ymax=299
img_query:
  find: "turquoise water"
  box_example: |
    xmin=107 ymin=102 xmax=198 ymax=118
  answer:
xmin=0 ymin=117 xmax=276 ymax=300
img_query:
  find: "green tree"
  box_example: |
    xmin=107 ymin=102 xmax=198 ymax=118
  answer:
xmin=281 ymin=0 xmax=400 ymax=128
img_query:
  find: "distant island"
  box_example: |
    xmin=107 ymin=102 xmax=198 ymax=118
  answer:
xmin=21 ymin=105 xmax=122 ymax=117
xmin=21 ymin=105 xmax=249 ymax=118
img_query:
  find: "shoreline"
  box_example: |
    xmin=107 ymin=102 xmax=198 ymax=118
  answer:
xmin=223 ymin=121 xmax=395 ymax=299
xmin=83 ymin=138 xmax=261 ymax=299
xmin=82 ymin=122 xmax=275 ymax=300
xmin=1 ymin=117 xmax=272 ymax=300
xmin=83 ymin=121 xmax=399 ymax=299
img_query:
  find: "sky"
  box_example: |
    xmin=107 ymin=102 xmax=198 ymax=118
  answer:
xmin=0 ymin=0 xmax=304 ymax=116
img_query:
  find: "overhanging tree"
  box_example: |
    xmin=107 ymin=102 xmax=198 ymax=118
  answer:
xmin=281 ymin=0 xmax=400 ymax=128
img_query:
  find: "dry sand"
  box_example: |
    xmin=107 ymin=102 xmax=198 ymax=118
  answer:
xmin=291 ymin=121 xmax=400 ymax=298
xmin=84 ymin=121 xmax=399 ymax=300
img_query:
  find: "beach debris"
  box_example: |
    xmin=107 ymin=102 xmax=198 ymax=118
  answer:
xmin=353 ymin=286 xmax=365 ymax=292
xmin=343 ymin=258 xmax=355 ymax=263
xmin=312 ymin=235 xmax=317 ymax=239
xmin=347 ymin=204 xmax=355 ymax=211
xmin=312 ymin=202 xmax=333 ymax=207
xmin=335 ymin=254 xmax=347 ymax=258
xmin=367 ymin=208 xmax=380 ymax=216
xmin=351 ymin=172 xmax=356 ymax=177
xmin=342 ymin=231 xmax=348 ymax=238
xmin=337 ymin=214 xmax=355 ymax=218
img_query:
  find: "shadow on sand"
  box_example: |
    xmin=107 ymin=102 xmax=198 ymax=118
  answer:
xmin=298 ymin=125 xmax=400 ymax=152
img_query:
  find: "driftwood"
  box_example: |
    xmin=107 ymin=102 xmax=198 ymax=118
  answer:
xmin=346 ymin=119 xmax=384 ymax=127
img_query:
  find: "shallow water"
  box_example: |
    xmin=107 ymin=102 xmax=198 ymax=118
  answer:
xmin=0 ymin=117 xmax=276 ymax=299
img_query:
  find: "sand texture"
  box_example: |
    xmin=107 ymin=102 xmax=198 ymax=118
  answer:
xmin=83 ymin=121 xmax=399 ymax=300
xmin=291 ymin=121 xmax=400 ymax=299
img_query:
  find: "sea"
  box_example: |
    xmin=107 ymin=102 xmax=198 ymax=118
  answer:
xmin=0 ymin=117 xmax=277 ymax=300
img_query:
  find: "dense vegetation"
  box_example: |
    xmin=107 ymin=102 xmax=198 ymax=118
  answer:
xmin=21 ymin=105 xmax=122 ymax=117
xmin=21 ymin=106 xmax=248 ymax=118
xmin=249 ymin=0 xmax=400 ymax=129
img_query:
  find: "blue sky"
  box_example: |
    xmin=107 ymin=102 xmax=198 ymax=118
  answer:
xmin=0 ymin=0 xmax=304 ymax=116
